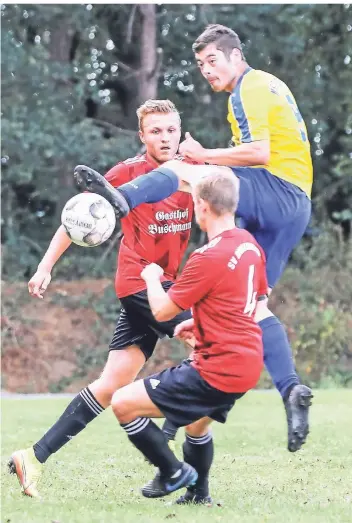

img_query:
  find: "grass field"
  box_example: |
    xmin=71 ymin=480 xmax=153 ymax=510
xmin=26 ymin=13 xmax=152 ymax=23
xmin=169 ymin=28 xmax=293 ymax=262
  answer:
xmin=2 ymin=390 xmax=352 ymax=523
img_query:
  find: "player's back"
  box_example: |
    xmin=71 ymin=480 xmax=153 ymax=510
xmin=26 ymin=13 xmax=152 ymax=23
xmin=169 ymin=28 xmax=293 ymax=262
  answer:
xmin=191 ymin=227 xmax=267 ymax=392
xmin=105 ymin=154 xmax=194 ymax=298
xmin=227 ymin=68 xmax=313 ymax=197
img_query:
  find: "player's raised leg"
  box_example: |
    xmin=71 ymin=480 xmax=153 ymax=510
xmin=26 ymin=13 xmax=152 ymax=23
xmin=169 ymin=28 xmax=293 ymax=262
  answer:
xmin=8 ymin=346 xmax=145 ymax=497
xmin=111 ymin=380 xmax=198 ymax=498
xmin=255 ymin=295 xmax=312 ymax=451
xmin=73 ymin=160 xmax=216 ymax=218
xmin=239 ymin=167 xmax=313 ymax=451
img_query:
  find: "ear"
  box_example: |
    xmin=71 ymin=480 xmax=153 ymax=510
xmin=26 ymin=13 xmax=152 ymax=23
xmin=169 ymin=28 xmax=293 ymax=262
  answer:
xmin=230 ymin=48 xmax=242 ymax=63
xmin=199 ymin=198 xmax=208 ymax=212
xmin=139 ymin=130 xmax=145 ymax=144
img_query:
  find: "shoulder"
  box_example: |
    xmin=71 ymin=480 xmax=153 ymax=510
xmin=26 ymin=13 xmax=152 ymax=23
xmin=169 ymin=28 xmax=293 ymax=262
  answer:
xmin=105 ymin=155 xmax=147 ymax=186
xmin=122 ymin=154 xmax=147 ymax=166
xmin=190 ymin=236 xmax=227 ymax=268
xmin=232 ymin=229 xmax=266 ymax=261
xmin=194 ymin=235 xmax=223 ymax=255
xmin=243 ymin=70 xmax=289 ymax=96
xmin=238 ymin=69 xmax=270 ymax=94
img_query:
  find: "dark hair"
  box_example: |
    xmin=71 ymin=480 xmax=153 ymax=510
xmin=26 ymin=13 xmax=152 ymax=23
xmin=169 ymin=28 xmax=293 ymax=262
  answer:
xmin=192 ymin=24 xmax=243 ymax=59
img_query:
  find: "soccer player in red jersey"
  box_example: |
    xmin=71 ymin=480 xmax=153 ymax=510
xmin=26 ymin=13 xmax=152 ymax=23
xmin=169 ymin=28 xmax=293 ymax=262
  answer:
xmin=111 ymin=168 xmax=267 ymax=501
xmin=9 ymin=100 xmax=195 ymax=498
xmin=75 ymin=26 xmax=314 ymax=455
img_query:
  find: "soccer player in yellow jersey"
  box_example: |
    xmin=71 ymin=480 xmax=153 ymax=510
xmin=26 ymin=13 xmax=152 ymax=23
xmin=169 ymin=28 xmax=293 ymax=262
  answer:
xmin=73 ymin=25 xmax=313 ymax=458
xmin=180 ymin=24 xmax=314 ymax=450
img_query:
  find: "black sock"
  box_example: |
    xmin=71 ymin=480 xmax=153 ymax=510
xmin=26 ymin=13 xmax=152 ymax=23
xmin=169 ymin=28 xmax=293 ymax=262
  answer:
xmin=162 ymin=419 xmax=178 ymax=441
xmin=121 ymin=418 xmax=181 ymax=476
xmin=33 ymin=387 xmax=104 ymax=463
xmin=183 ymin=432 xmax=214 ymax=497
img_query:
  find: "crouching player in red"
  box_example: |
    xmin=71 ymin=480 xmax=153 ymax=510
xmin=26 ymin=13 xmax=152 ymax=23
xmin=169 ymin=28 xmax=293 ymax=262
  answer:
xmin=111 ymin=168 xmax=267 ymax=502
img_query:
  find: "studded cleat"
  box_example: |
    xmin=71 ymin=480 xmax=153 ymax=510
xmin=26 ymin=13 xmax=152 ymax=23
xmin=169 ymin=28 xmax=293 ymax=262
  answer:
xmin=284 ymin=384 xmax=313 ymax=452
xmin=175 ymin=487 xmax=213 ymax=505
xmin=73 ymin=165 xmax=130 ymax=219
xmin=8 ymin=448 xmax=43 ymax=498
xmin=141 ymin=463 xmax=198 ymax=498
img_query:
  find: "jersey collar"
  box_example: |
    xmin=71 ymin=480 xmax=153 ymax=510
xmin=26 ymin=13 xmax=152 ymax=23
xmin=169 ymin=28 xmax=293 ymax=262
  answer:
xmin=231 ymin=66 xmax=252 ymax=94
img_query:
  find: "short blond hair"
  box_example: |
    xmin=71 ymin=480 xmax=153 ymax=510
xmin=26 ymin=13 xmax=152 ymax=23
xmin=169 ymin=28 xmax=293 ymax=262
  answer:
xmin=194 ymin=167 xmax=239 ymax=216
xmin=136 ymin=99 xmax=181 ymax=130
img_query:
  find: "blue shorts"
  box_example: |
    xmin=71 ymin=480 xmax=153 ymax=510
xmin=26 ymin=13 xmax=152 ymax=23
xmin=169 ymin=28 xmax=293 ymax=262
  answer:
xmin=144 ymin=359 xmax=244 ymax=428
xmin=232 ymin=167 xmax=311 ymax=288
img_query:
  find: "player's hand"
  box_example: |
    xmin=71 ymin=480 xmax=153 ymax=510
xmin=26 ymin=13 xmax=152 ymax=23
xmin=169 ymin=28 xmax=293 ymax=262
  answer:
xmin=141 ymin=263 xmax=164 ymax=282
xmin=28 ymin=269 xmax=52 ymax=299
xmin=174 ymin=318 xmax=196 ymax=346
xmin=179 ymin=132 xmax=207 ymax=162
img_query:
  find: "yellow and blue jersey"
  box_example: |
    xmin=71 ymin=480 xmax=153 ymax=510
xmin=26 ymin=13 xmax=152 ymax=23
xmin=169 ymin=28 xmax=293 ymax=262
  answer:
xmin=227 ymin=67 xmax=313 ymax=197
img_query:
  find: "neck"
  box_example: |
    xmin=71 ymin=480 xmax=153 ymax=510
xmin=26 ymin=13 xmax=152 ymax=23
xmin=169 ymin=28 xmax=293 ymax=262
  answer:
xmin=206 ymin=215 xmax=236 ymax=240
xmin=226 ymin=61 xmax=249 ymax=92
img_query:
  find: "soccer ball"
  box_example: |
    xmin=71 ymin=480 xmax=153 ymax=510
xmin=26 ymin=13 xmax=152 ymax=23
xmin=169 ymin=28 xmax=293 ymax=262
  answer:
xmin=61 ymin=193 xmax=116 ymax=247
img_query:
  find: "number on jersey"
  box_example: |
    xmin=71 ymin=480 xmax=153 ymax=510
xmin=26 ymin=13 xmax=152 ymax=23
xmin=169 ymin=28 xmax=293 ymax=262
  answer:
xmin=244 ymin=264 xmax=258 ymax=316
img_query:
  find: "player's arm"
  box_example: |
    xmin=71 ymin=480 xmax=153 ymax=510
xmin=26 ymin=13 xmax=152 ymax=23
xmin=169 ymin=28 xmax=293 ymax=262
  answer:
xmin=165 ymin=250 xmax=218 ymax=316
xmin=205 ymin=141 xmax=269 ymax=166
xmin=180 ymin=83 xmax=270 ymax=166
xmin=141 ymin=264 xmax=183 ymax=321
xmin=141 ymin=251 xmax=217 ymax=322
xmin=29 ymin=161 xmax=129 ymax=299
xmin=28 ymin=225 xmax=72 ymax=299
xmin=180 ymin=133 xmax=269 ymax=166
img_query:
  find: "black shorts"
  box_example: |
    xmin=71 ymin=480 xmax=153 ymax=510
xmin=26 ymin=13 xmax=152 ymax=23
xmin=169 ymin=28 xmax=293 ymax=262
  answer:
xmin=144 ymin=359 xmax=245 ymax=428
xmin=109 ymin=281 xmax=192 ymax=361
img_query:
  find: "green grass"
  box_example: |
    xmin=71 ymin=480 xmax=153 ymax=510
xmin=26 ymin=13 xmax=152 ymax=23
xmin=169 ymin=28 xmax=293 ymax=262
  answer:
xmin=2 ymin=390 xmax=352 ymax=523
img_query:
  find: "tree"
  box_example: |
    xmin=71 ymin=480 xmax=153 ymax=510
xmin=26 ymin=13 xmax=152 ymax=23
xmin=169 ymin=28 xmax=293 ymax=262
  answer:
xmin=1 ymin=4 xmax=351 ymax=280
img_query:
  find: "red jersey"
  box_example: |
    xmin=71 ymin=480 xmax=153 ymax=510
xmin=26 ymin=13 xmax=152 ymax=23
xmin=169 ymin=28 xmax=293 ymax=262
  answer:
xmin=168 ymin=228 xmax=268 ymax=393
xmin=105 ymin=154 xmax=194 ymax=298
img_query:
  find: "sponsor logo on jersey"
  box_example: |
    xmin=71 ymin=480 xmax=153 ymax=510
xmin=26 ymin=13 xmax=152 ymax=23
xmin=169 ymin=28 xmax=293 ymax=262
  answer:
xmin=148 ymin=208 xmax=191 ymax=235
xmin=155 ymin=209 xmax=189 ymax=221
xmin=148 ymin=222 xmax=192 ymax=235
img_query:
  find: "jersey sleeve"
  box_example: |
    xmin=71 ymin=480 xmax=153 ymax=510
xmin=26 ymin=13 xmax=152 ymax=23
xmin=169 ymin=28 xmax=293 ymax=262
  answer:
xmin=167 ymin=251 xmax=218 ymax=310
xmin=228 ymin=76 xmax=270 ymax=143
xmin=104 ymin=162 xmax=130 ymax=188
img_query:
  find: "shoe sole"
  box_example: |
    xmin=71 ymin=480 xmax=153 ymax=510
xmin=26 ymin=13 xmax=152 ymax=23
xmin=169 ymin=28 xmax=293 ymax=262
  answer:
xmin=8 ymin=453 xmax=39 ymax=498
xmin=288 ymin=389 xmax=313 ymax=452
xmin=175 ymin=495 xmax=213 ymax=506
xmin=73 ymin=165 xmax=130 ymax=218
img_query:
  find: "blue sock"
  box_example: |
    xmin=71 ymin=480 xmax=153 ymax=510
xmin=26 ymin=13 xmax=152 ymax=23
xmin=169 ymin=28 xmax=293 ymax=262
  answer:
xmin=259 ymin=316 xmax=300 ymax=398
xmin=118 ymin=167 xmax=179 ymax=210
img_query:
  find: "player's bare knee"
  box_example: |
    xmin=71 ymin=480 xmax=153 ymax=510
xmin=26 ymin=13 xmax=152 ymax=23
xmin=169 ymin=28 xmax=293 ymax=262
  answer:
xmin=91 ymin=369 xmax=128 ymax=403
xmin=111 ymin=390 xmax=131 ymax=422
xmin=185 ymin=417 xmax=212 ymax=437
